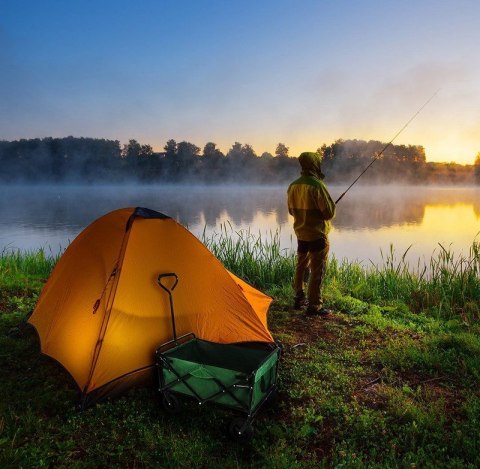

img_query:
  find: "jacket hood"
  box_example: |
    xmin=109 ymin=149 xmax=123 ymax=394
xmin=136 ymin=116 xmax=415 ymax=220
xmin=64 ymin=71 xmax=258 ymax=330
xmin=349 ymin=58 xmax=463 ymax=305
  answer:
xmin=298 ymin=152 xmax=324 ymax=179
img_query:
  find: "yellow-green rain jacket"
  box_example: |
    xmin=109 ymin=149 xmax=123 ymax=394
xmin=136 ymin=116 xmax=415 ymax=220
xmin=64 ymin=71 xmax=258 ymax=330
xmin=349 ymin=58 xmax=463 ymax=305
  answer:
xmin=287 ymin=152 xmax=336 ymax=241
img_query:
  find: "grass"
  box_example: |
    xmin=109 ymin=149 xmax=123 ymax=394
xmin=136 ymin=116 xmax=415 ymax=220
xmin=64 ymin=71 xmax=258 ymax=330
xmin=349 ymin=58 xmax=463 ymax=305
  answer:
xmin=0 ymin=248 xmax=58 ymax=290
xmin=201 ymin=223 xmax=295 ymax=295
xmin=1 ymin=231 xmax=479 ymax=468
xmin=326 ymin=239 xmax=480 ymax=324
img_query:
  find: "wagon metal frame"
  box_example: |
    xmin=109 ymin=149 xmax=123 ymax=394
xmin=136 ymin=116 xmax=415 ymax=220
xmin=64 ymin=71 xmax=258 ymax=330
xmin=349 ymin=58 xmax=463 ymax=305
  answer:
xmin=155 ymin=273 xmax=281 ymax=442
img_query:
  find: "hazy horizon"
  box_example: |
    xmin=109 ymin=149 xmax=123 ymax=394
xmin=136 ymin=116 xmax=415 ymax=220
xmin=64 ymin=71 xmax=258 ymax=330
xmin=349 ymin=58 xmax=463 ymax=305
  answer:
xmin=1 ymin=1 xmax=479 ymax=164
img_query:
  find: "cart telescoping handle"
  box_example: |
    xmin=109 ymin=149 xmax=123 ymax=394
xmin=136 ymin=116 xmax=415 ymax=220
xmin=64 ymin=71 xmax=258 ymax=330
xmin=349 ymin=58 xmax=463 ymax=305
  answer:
xmin=157 ymin=273 xmax=179 ymax=341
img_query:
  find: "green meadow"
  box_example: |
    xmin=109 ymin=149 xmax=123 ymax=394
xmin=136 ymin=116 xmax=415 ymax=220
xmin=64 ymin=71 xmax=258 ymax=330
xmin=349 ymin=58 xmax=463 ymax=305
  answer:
xmin=1 ymin=233 xmax=479 ymax=468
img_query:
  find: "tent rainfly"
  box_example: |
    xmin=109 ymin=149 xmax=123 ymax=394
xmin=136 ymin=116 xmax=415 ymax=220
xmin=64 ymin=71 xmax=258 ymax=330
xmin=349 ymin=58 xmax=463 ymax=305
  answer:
xmin=29 ymin=207 xmax=274 ymax=405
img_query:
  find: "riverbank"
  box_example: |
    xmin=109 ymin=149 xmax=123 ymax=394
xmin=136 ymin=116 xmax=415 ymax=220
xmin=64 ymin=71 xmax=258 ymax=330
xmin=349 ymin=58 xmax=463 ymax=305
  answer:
xmin=1 ymin=242 xmax=479 ymax=467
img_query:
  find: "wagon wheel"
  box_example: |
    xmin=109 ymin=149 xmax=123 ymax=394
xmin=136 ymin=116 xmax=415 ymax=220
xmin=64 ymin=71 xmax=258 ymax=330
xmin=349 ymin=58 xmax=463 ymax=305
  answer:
xmin=228 ymin=417 xmax=254 ymax=443
xmin=160 ymin=392 xmax=181 ymax=415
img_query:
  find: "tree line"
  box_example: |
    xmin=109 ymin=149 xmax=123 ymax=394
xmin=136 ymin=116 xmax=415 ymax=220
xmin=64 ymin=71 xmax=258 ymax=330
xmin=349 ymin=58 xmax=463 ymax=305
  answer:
xmin=0 ymin=136 xmax=477 ymax=184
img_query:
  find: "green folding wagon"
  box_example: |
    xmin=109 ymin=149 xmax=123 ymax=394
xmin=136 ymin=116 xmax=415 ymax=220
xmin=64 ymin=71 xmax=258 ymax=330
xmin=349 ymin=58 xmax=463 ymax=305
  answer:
xmin=155 ymin=273 xmax=281 ymax=442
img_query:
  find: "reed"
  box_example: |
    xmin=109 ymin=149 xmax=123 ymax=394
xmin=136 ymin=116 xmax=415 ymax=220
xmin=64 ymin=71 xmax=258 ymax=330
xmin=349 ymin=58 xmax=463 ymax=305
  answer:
xmin=2 ymin=228 xmax=478 ymax=320
xmin=328 ymin=240 xmax=480 ymax=320
xmin=201 ymin=223 xmax=295 ymax=291
xmin=0 ymin=247 xmax=58 ymax=288
xmin=203 ymin=226 xmax=480 ymax=321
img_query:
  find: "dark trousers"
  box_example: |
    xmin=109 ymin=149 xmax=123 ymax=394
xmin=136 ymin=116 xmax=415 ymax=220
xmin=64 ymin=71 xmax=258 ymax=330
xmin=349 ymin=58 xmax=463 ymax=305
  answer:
xmin=294 ymin=237 xmax=329 ymax=307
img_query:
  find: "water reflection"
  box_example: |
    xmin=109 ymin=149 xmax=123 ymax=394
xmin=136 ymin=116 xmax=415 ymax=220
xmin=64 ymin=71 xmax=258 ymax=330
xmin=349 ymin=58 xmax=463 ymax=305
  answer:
xmin=1 ymin=185 xmax=286 ymax=232
xmin=1 ymin=185 xmax=479 ymax=264
xmin=333 ymin=186 xmax=480 ymax=230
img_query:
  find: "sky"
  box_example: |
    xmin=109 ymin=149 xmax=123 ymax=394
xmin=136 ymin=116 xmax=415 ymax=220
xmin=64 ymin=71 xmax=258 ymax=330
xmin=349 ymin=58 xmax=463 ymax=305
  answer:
xmin=1 ymin=0 xmax=479 ymax=164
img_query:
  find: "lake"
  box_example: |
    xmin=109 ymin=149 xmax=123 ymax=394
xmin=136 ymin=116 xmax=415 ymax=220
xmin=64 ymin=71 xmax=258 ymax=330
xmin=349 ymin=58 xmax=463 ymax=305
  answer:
xmin=1 ymin=184 xmax=479 ymax=269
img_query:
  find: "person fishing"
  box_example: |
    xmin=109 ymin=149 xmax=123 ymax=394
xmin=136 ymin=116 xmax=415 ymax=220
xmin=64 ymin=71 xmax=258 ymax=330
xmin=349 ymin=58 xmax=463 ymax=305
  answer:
xmin=287 ymin=151 xmax=336 ymax=316
xmin=285 ymin=94 xmax=438 ymax=316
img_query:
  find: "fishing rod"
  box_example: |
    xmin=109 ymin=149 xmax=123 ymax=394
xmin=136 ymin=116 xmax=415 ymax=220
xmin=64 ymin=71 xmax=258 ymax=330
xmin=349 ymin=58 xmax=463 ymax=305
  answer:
xmin=335 ymin=89 xmax=440 ymax=204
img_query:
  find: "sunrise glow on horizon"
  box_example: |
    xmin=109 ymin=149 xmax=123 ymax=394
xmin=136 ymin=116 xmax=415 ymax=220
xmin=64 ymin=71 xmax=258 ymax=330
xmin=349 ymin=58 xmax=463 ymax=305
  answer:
xmin=1 ymin=1 xmax=479 ymax=165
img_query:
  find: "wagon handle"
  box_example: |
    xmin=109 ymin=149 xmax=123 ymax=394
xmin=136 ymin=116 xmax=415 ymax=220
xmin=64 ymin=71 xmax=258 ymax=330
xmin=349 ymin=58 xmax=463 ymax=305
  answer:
xmin=158 ymin=273 xmax=178 ymax=292
xmin=157 ymin=273 xmax=179 ymax=341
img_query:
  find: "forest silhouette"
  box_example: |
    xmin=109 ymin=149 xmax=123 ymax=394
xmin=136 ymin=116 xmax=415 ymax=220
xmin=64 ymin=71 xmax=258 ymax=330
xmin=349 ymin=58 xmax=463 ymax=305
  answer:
xmin=0 ymin=137 xmax=477 ymax=184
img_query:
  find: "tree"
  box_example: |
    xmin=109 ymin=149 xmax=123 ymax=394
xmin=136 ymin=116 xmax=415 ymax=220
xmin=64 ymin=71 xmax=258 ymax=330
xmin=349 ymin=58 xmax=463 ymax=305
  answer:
xmin=226 ymin=142 xmax=257 ymax=160
xmin=275 ymin=143 xmax=289 ymax=158
xmin=139 ymin=144 xmax=153 ymax=158
xmin=122 ymin=139 xmax=142 ymax=159
xmin=164 ymin=139 xmax=177 ymax=159
xmin=121 ymin=140 xmax=154 ymax=179
xmin=203 ymin=142 xmax=224 ymax=160
xmin=226 ymin=142 xmax=244 ymax=161
xmin=475 ymin=152 xmax=480 ymax=184
xmin=201 ymin=142 xmax=225 ymax=181
xmin=242 ymin=144 xmax=256 ymax=159
xmin=177 ymin=141 xmax=200 ymax=161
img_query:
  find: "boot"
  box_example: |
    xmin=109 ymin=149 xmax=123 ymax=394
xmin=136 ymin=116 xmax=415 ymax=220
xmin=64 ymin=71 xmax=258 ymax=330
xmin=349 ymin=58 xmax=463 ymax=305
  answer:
xmin=306 ymin=305 xmax=332 ymax=317
xmin=293 ymin=292 xmax=308 ymax=310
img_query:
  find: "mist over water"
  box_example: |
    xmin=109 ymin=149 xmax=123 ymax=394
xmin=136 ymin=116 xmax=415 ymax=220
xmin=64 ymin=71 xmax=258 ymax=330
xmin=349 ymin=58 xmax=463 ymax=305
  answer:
xmin=1 ymin=184 xmax=479 ymax=268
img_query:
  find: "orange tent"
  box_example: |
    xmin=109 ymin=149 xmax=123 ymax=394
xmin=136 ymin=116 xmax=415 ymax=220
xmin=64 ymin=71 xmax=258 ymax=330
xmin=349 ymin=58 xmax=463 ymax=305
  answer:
xmin=29 ymin=207 xmax=273 ymax=405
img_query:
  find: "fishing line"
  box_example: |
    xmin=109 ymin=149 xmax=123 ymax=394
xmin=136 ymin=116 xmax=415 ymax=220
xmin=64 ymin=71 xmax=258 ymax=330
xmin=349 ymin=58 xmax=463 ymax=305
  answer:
xmin=335 ymin=89 xmax=440 ymax=204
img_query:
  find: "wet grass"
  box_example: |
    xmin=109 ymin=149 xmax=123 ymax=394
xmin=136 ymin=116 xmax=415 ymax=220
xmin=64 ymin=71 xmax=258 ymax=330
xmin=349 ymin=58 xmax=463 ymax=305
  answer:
xmin=0 ymin=248 xmax=58 ymax=290
xmin=202 ymin=224 xmax=295 ymax=293
xmin=328 ymin=240 xmax=480 ymax=323
xmin=1 ymin=233 xmax=479 ymax=467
